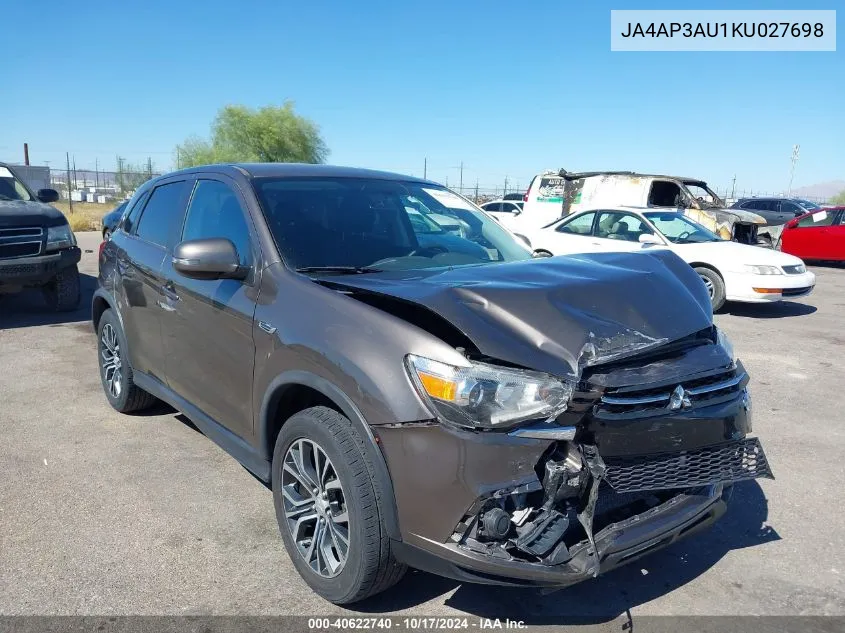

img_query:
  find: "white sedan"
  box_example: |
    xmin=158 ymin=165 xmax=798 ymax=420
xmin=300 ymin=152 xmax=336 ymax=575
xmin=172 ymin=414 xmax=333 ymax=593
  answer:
xmin=524 ymin=206 xmax=816 ymax=310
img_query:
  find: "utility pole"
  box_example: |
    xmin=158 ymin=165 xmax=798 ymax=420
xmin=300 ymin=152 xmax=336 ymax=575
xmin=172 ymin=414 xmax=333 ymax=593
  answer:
xmin=730 ymin=174 xmax=736 ymax=202
xmin=459 ymin=161 xmax=464 ymax=194
xmin=95 ymin=158 xmax=100 ymax=188
xmin=423 ymin=158 xmax=427 ymax=179
xmin=23 ymin=143 xmax=30 ymax=166
xmin=503 ymin=176 xmax=509 ymax=197
xmin=72 ymin=156 xmax=77 ymax=190
xmin=787 ymin=144 xmax=800 ymax=196
xmin=475 ymin=179 xmax=479 ymax=203
xmin=65 ymin=152 xmax=73 ymax=214
xmin=147 ymin=157 xmax=153 ymax=180
xmin=116 ymin=155 xmax=125 ymax=194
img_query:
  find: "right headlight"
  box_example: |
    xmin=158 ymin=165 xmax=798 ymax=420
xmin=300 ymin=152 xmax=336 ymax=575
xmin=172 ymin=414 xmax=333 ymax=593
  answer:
xmin=405 ymin=354 xmax=573 ymax=430
xmin=45 ymin=223 xmax=77 ymax=252
xmin=745 ymin=264 xmax=782 ymax=275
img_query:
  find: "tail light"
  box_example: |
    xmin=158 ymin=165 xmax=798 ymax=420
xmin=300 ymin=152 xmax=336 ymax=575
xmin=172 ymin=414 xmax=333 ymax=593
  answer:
xmin=522 ymin=190 xmax=529 ymax=202
xmin=98 ymin=240 xmax=106 ymax=259
xmin=785 ymin=218 xmax=799 ymax=229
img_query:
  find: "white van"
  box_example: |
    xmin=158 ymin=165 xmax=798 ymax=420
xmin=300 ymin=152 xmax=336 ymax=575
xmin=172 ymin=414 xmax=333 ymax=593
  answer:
xmin=505 ymin=170 xmax=568 ymax=229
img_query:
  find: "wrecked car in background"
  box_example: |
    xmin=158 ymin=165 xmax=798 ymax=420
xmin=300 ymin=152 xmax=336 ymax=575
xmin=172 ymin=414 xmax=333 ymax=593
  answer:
xmin=537 ymin=170 xmax=771 ymax=246
xmin=95 ymin=164 xmax=773 ymax=603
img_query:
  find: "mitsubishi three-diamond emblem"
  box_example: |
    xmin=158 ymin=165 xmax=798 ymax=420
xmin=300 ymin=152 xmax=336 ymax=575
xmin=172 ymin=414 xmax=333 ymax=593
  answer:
xmin=669 ymin=385 xmax=692 ymax=410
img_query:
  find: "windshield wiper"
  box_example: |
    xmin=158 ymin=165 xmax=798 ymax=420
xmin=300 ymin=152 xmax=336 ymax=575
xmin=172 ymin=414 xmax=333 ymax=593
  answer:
xmin=295 ymin=266 xmax=383 ymax=275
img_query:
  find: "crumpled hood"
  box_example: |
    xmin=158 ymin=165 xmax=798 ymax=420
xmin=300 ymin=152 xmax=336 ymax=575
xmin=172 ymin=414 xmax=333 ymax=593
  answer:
xmin=0 ymin=200 xmax=67 ymax=228
xmin=318 ymin=249 xmax=713 ymax=379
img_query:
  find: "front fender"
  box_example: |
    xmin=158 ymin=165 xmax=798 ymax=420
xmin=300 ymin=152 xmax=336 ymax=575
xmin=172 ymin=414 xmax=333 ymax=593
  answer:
xmin=257 ymin=369 xmax=402 ymax=541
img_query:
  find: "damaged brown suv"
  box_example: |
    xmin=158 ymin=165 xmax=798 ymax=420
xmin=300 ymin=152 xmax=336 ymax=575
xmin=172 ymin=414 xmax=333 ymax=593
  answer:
xmin=93 ymin=164 xmax=772 ymax=604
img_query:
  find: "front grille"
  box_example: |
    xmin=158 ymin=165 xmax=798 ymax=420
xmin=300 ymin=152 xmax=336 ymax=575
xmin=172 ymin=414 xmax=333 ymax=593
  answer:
xmin=604 ymin=438 xmax=773 ymax=492
xmin=0 ymin=242 xmax=41 ymax=259
xmin=782 ymin=265 xmax=805 ymax=275
xmin=597 ymin=367 xmax=744 ymax=418
xmin=0 ymin=226 xmax=43 ymax=260
xmin=782 ymin=287 xmax=812 ymax=297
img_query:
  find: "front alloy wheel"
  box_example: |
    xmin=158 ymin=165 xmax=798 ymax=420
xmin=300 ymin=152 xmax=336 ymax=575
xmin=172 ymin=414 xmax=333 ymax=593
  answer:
xmin=699 ymin=273 xmax=715 ymax=299
xmin=282 ymin=438 xmax=350 ymax=578
xmin=100 ymin=323 xmax=123 ymax=399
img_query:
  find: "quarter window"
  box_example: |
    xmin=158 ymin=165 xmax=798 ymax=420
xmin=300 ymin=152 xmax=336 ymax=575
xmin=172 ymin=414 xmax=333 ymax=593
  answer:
xmin=134 ymin=181 xmax=188 ymax=247
xmin=182 ymin=180 xmax=252 ymax=266
xmin=122 ymin=191 xmax=150 ymax=235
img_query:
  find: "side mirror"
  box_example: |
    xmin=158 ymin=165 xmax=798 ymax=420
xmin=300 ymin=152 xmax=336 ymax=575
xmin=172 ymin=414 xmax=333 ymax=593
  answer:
xmin=514 ymin=233 xmax=531 ymax=247
xmin=37 ymin=188 xmax=60 ymax=203
xmin=513 ymin=208 xmax=522 ymax=216
xmin=172 ymin=238 xmax=247 ymax=280
xmin=639 ymin=233 xmax=662 ymax=245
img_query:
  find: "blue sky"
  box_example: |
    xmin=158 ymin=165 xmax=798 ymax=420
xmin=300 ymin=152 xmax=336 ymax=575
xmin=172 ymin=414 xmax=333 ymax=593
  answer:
xmin=2 ymin=0 xmax=842 ymax=193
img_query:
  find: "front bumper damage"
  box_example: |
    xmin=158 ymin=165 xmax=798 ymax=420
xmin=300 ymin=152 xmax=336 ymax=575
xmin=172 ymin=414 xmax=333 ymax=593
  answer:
xmin=379 ymin=425 xmax=773 ymax=588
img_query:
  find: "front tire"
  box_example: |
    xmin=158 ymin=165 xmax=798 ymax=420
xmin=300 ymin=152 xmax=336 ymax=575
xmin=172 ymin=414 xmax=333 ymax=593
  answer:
xmin=97 ymin=309 xmax=158 ymax=413
xmin=272 ymin=407 xmax=406 ymax=604
xmin=42 ymin=264 xmax=80 ymax=312
xmin=694 ymin=266 xmax=726 ymax=311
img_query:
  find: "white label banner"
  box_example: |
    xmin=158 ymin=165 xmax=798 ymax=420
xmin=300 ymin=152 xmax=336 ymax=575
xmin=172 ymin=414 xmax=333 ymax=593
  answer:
xmin=611 ymin=10 xmax=836 ymax=51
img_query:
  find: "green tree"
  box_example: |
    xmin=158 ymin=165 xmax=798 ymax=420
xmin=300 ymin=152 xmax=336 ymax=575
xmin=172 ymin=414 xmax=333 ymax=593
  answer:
xmin=830 ymin=189 xmax=845 ymax=205
xmin=175 ymin=102 xmax=328 ymax=167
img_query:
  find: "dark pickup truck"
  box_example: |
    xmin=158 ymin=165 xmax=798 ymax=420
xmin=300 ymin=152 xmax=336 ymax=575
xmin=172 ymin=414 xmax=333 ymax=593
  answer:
xmin=0 ymin=162 xmax=81 ymax=311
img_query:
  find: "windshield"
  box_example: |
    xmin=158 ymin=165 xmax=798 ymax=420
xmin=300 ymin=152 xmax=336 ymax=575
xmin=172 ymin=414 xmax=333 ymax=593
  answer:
xmin=644 ymin=211 xmax=722 ymax=244
xmin=253 ymin=177 xmax=533 ymax=272
xmin=683 ymin=181 xmax=724 ymax=209
xmin=797 ymin=199 xmax=821 ymax=210
xmin=0 ymin=166 xmax=34 ymax=201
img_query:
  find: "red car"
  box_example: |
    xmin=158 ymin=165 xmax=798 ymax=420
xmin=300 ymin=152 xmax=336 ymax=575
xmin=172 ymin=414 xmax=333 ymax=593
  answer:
xmin=780 ymin=206 xmax=845 ymax=261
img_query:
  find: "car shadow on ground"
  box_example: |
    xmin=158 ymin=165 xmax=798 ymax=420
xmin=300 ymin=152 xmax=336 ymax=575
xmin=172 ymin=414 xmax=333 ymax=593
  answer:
xmin=719 ymin=301 xmax=816 ymax=318
xmin=349 ymin=481 xmax=778 ymax=623
xmin=0 ymin=272 xmax=97 ymax=329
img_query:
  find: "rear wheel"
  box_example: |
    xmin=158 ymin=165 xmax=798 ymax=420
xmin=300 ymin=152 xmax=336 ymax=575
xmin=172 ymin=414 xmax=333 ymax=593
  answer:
xmin=694 ymin=266 xmax=725 ymax=311
xmin=97 ymin=309 xmax=158 ymax=413
xmin=42 ymin=264 xmax=80 ymax=312
xmin=272 ymin=407 xmax=406 ymax=604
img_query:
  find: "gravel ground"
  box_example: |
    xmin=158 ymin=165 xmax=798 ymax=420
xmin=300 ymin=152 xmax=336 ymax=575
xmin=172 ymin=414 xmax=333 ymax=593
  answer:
xmin=1 ymin=231 xmax=843 ymax=626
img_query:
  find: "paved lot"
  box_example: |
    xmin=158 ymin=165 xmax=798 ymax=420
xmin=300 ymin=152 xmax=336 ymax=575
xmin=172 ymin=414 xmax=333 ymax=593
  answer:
xmin=1 ymin=231 xmax=844 ymax=623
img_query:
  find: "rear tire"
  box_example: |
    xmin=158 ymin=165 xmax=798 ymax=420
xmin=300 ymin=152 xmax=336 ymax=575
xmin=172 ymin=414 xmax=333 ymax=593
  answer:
xmin=272 ymin=406 xmax=406 ymax=604
xmin=97 ymin=309 xmax=158 ymax=413
xmin=694 ymin=266 xmax=726 ymax=311
xmin=42 ymin=264 xmax=80 ymax=312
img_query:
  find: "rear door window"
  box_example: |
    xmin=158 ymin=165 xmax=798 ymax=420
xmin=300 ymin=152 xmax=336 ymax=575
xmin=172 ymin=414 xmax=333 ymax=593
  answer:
xmin=797 ymin=210 xmax=835 ymax=228
xmin=134 ymin=181 xmax=190 ymax=247
xmin=556 ymin=212 xmax=596 ymax=235
xmin=595 ymin=211 xmax=654 ymax=242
